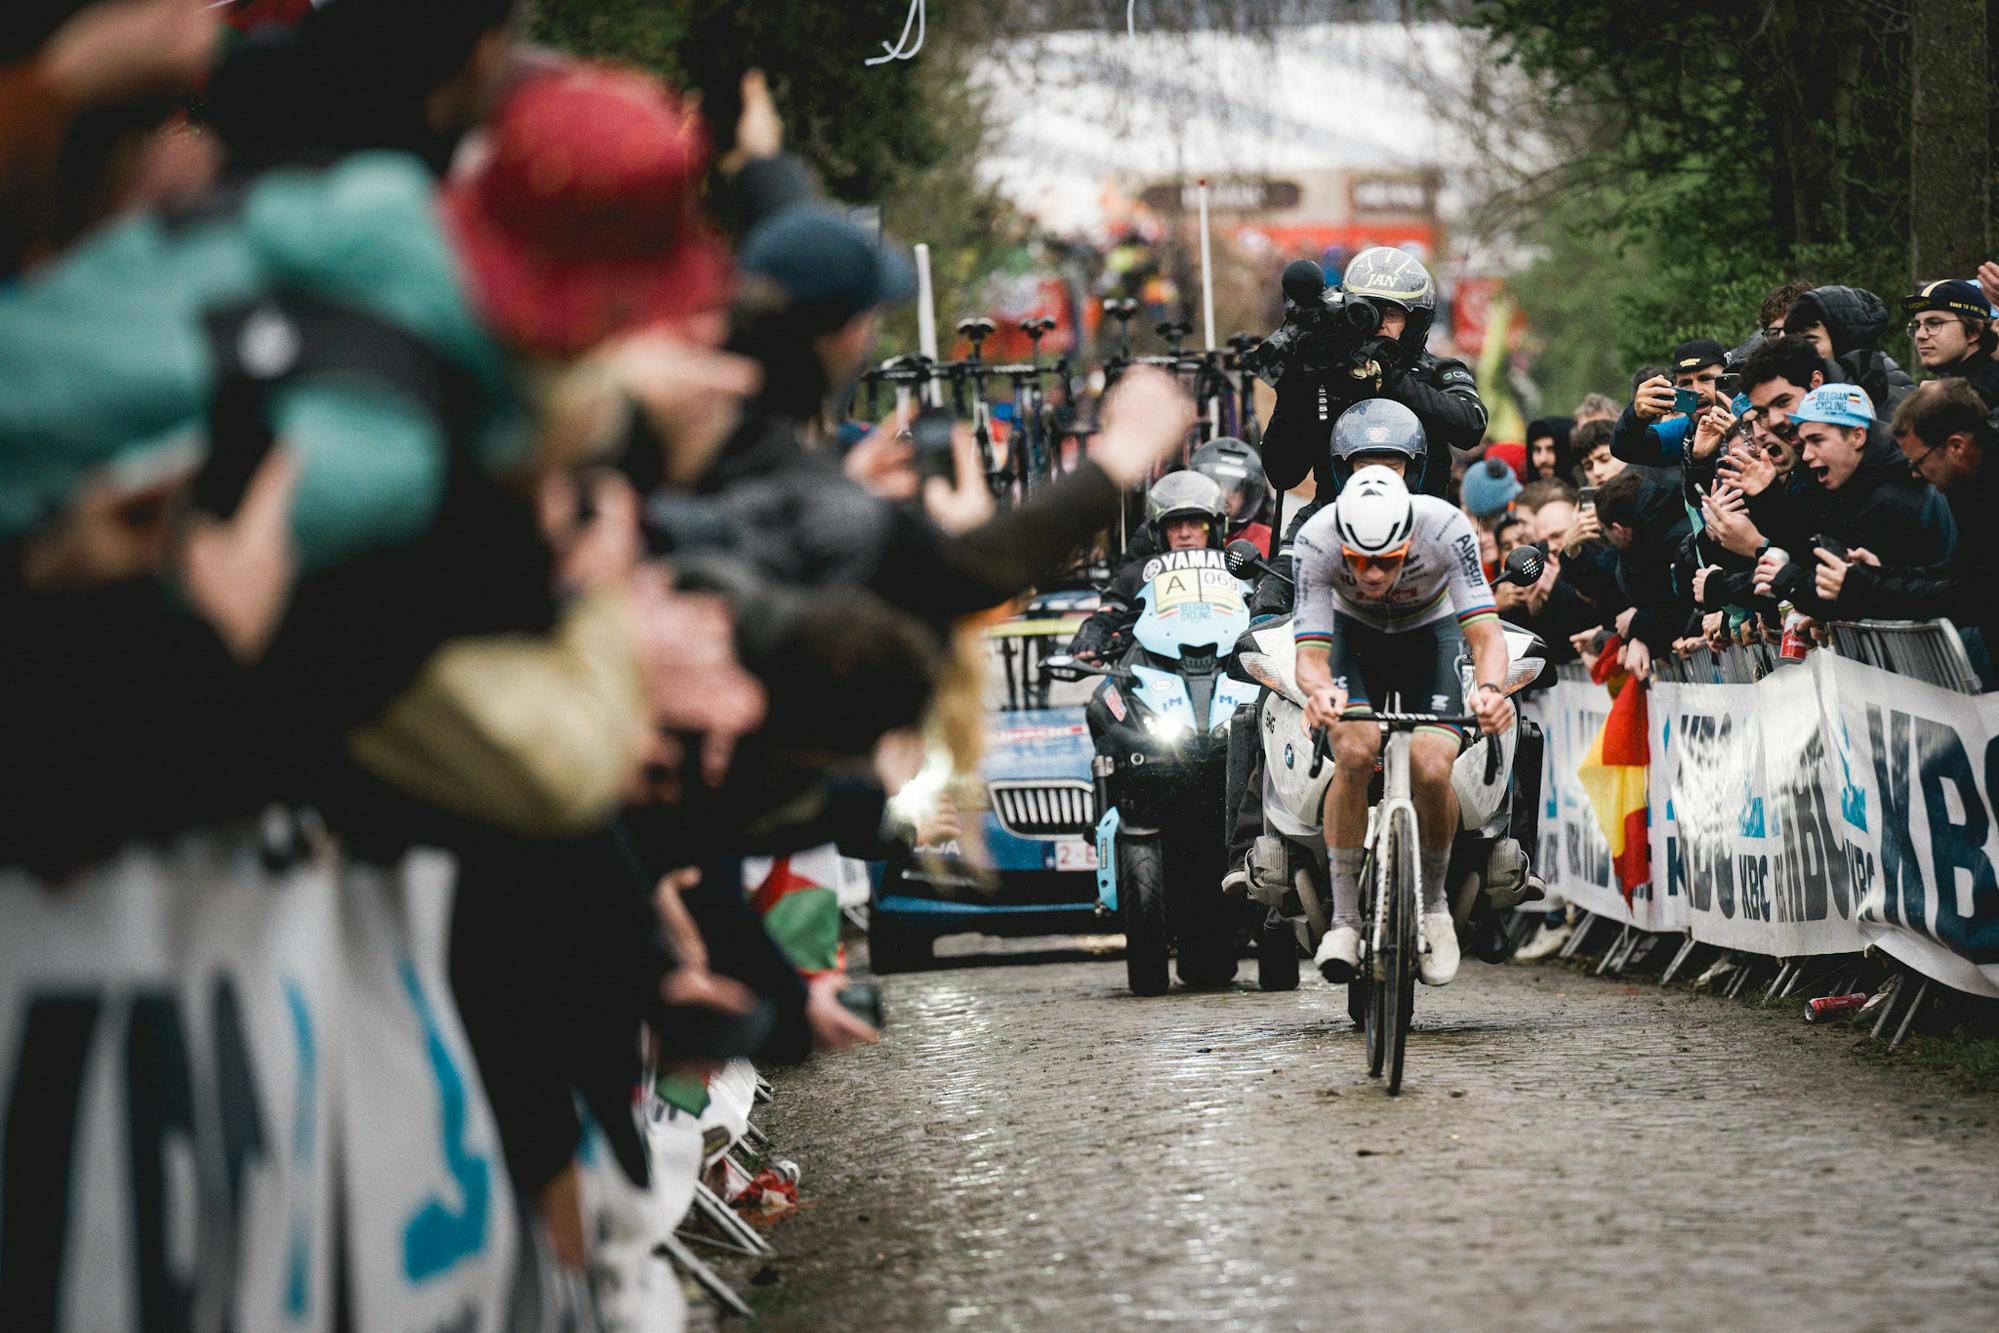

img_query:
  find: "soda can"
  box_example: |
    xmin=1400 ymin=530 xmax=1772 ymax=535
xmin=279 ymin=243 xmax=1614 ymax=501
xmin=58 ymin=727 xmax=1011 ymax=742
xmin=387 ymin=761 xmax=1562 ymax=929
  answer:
xmin=770 ymin=1159 xmax=801 ymax=1186
xmin=1780 ymin=607 xmax=1809 ymax=662
xmin=1804 ymin=992 xmax=1867 ymax=1022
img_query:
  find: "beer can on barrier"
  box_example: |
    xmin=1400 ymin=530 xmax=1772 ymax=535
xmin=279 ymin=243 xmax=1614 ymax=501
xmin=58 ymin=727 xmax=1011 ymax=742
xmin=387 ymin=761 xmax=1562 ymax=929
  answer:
xmin=1779 ymin=601 xmax=1809 ymax=662
xmin=1805 ymin=992 xmax=1868 ymax=1022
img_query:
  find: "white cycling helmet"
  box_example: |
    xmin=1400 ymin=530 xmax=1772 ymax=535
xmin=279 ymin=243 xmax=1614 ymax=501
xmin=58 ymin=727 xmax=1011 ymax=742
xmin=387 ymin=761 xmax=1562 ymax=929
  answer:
xmin=1333 ymin=464 xmax=1416 ymax=559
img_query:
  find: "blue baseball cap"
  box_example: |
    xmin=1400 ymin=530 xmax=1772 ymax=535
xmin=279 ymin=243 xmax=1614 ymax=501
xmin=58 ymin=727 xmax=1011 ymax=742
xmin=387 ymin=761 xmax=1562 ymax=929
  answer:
xmin=1791 ymin=382 xmax=1874 ymax=429
xmin=739 ymin=203 xmax=916 ymax=332
xmin=1460 ymin=456 xmax=1523 ymax=518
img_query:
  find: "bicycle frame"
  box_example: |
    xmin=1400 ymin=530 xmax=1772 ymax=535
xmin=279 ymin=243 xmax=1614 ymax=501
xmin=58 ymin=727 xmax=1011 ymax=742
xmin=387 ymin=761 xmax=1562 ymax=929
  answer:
xmin=1366 ymin=729 xmax=1419 ymax=980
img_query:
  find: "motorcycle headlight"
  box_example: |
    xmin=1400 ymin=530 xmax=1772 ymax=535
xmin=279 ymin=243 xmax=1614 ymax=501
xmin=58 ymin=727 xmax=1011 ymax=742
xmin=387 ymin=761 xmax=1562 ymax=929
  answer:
xmin=1504 ymin=656 xmax=1547 ymax=695
xmin=1144 ymin=715 xmax=1191 ymax=744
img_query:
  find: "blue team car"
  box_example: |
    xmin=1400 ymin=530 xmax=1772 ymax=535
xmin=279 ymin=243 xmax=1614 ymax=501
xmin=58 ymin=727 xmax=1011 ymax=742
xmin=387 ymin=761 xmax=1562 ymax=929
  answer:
xmin=867 ymin=591 xmax=1107 ymax=972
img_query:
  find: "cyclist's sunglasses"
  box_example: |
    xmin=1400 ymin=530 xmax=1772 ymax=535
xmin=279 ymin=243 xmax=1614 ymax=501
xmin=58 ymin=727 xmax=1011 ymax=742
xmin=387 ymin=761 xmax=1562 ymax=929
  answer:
xmin=1343 ymin=543 xmax=1411 ymax=574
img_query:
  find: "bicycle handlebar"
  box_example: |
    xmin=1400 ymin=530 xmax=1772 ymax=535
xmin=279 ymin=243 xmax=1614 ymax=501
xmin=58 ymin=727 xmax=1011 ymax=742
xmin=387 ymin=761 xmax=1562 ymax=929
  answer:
xmin=1306 ymin=717 xmax=1506 ymax=785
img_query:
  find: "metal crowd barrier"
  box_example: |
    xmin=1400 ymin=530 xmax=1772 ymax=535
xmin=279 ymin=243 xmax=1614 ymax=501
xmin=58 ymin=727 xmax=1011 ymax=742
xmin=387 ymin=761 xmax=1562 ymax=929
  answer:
xmin=1648 ymin=620 xmax=1981 ymax=694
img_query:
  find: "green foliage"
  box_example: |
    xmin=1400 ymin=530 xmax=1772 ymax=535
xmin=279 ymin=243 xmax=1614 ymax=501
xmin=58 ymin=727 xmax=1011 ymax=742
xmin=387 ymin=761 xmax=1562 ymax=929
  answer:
xmin=1461 ymin=0 xmax=1929 ymax=396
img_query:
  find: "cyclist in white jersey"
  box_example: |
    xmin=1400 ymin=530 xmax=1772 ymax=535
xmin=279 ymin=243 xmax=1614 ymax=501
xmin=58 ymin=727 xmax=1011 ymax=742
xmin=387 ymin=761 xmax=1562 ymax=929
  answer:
xmin=1292 ymin=462 xmax=1515 ymax=986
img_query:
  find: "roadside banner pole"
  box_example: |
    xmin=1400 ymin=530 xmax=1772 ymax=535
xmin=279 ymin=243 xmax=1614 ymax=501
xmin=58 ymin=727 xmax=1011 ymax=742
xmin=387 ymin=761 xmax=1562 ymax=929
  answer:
xmin=914 ymin=242 xmax=941 ymax=405
xmin=1198 ymin=180 xmax=1221 ymax=435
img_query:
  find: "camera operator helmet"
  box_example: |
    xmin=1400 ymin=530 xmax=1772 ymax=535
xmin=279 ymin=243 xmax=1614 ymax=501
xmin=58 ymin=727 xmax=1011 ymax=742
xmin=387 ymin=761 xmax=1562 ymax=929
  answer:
xmin=1333 ymin=465 xmax=1416 ymax=564
xmin=1188 ymin=436 xmax=1269 ymax=527
xmin=1341 ymin=246 xmax=1437 ymax=355
xmin=1329 ymin=397 xmax=1428 ymax=492
xmin=1145 ymin=471 xmax=1228 ymax=550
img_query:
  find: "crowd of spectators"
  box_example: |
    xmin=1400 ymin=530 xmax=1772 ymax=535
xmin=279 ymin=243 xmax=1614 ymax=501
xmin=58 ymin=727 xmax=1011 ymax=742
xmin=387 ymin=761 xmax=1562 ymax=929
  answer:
xmin=0 ymin=1 xmax=1201 ymax=1324
xmin=1447 ymin=271 xmax=1999 ymax=688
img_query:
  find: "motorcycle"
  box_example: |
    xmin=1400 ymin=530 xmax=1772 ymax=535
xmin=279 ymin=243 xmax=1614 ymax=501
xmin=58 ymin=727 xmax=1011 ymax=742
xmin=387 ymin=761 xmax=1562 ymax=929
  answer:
xmin=1042 ymin=547 xmax=1264 ymax=995
xmin=1222 ymin=541 xmax=1552 ymax=996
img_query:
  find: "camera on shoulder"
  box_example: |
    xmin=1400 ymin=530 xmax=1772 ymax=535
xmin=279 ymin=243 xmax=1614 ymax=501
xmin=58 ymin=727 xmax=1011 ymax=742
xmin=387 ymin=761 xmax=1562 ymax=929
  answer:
xmin=1243 ymin=258 xmax=1390 ymax=387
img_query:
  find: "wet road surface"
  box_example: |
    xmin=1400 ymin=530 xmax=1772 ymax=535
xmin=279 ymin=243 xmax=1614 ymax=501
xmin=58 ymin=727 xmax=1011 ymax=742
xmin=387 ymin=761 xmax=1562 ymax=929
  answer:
xmin=741 ymin=935 xmax=1999 ymax=1330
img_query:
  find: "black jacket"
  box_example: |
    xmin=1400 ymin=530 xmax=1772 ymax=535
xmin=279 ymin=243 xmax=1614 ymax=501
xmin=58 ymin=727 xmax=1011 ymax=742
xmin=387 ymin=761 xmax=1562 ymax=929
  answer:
xmin=1260 ymin=350 xmax=1486 ymax=499
xmin=1785 ymin=433 xmax=1957 ymax=620
xmin=1839 ymin=451 xmax=1996 ymax=646
xmin=1796 ymin=285 xmax=1916 ymax=414
xmin=1611 ymin=471 xmax=1696 ymax=653
xmin=1929 ymin=349 xmax=1999 ymax=410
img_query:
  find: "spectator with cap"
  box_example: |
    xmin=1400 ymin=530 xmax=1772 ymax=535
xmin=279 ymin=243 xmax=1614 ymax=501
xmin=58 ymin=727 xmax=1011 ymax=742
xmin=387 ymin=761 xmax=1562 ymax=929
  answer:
xmin=1814 ymin=379 xmax=1998 ymax=684
xmin=1615 ymin=338 xmax=1729 ymax=467
xmin=1902 ymin=278 xmax=1999 ymax=408
xmin=1781 ymin=284 xmax=1915 ymax=413
xmin=1751 ymin=382 xmax=1956 ymax=619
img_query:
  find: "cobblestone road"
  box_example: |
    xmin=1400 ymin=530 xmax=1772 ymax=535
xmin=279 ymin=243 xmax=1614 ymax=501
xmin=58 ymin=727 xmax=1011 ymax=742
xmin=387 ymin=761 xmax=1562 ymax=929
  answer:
xmin=741 ymin=936 xmax=1999 ymax=1330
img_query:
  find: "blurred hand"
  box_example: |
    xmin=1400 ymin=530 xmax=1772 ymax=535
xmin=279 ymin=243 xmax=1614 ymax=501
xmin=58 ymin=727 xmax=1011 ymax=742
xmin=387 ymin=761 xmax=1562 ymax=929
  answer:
xmin=1569 ymin=627 xmax=1602 ymax=656
xmin=1613 ymin=606 xmax=1638 ymax=639
xmin=1493 ymin=580 xmax=1528 ymax=612
xmin=842 ymin=401 xmax=919 ymax=502
xmin=805 ymin=972 xmax=879 ymax=1053
xmin=628 ymin=570 xmax=767 ymax=788
xmin=1702 ymin=610 xmax=1729 ymax=648
xmin=547 ymin=470 xmax=642 ymax=592
xmin=1846 ymin=546 xmax=1879 ymax=568
xmin=21 ymin=457 xmax=196 ymax=590
xmin=1692 ymin=564 xmax=1720 ymax=606
xmin=1632 ymin=375 xmax=1676 ymax=423
xmin=1561 ymin=506 xmax=1602 ymax=553
xmin=1752 ymin=549 xmax=1786 ymax=598
xmin=1979 ymin=261 xmax=1999 ymax=312
xmin=717 ymin=69 xmax=783 ymax=175
xmin=1090 ymin=367 xmax=1196 ymax=487
xmin=40 ymin=0 xmax=219 ymax=106
xmin=608 ymin=335 xmax=762 ymax=488
xmin=922 ymin=421 xmax=996 ymax=534
xmin=180 ymin=447 xmax=299 ymax=664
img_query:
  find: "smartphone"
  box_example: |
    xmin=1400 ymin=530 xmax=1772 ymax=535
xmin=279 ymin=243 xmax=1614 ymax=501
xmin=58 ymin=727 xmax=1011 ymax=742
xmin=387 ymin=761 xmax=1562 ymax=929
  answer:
xmin=910 ymin=406 xmax=957 ymax=482
xmin=1578 ymin=485 xmax=1600 ymax=512
xmin=1813 ymin=533 xmax=1848 ymax=563
xmin=1672 ymin=387 xmax=1701 ymax=416
xmin=189 ymin=420 xmax=278 ymax=520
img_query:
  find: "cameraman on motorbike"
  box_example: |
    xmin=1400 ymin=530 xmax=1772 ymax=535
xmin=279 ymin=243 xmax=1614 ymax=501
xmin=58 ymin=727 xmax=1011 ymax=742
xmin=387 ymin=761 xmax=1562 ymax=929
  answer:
xmin=1291 ymin=464 xmax=1515 ymax=988
xmin=1252 ymin=247 xmax=1486 ymax=501
xmin=1070 ymin=472 xmax=1227 ymax=664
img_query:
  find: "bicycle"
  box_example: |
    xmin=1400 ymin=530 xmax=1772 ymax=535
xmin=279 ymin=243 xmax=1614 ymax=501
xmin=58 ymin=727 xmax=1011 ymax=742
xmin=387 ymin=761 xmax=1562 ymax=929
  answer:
xmin=1309 ymin=706 xmax=1501 ymax=1095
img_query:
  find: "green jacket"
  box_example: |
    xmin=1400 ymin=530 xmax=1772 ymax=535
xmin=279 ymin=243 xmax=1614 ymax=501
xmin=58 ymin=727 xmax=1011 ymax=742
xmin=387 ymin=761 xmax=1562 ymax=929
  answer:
xmin=0 ymin=153 xmax=527 ymax=571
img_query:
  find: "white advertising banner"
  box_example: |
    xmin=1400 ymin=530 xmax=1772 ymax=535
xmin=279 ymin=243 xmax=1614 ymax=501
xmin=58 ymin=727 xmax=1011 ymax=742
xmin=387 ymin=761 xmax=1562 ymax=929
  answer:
xmin=1536 ymin=654 xmax=1999 ymax=997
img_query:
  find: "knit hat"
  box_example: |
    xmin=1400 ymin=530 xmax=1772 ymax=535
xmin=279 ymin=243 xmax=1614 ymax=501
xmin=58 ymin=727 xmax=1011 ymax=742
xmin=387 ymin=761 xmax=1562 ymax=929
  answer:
xmin=1483 ymin=439 xmax=1528 ymax=482
xmin=1460 ymin=456 xmax=1522 ymax=518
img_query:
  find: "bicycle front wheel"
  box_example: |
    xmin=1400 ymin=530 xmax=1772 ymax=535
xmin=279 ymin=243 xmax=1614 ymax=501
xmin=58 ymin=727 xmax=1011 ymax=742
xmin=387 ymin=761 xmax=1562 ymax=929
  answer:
xmin=1366 ymin=806 xmax=1420 ymax=1093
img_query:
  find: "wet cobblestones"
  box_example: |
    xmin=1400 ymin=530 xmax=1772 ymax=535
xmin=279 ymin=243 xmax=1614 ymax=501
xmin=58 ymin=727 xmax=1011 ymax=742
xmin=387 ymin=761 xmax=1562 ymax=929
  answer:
xmin=742 ymin=937 xmax=1999 ymax=1329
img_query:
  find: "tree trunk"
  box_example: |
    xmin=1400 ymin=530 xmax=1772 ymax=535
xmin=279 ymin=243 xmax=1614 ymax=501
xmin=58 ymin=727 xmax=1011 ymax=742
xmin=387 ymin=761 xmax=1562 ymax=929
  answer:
xmin=1908 ymin=0 xmax=1991 ymax=279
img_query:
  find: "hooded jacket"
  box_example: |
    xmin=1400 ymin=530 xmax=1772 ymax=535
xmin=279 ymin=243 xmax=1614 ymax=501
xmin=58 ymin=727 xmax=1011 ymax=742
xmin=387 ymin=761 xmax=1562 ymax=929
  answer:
xmin=1609 ymin=469 xmax=1695 ymax=653
xmin=1789 ymin=286 xmax=1916 ymax=414
xmin=1929 ymin=347 xmax=1999 ymax=410
xmin=1838 ymin=447 xmax=1996 ymax=659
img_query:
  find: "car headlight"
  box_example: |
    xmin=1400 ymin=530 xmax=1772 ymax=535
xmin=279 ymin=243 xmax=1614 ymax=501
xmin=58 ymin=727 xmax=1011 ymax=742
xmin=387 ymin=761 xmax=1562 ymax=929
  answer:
xmin=1144 ymin=714 xmax=1191 ymax=743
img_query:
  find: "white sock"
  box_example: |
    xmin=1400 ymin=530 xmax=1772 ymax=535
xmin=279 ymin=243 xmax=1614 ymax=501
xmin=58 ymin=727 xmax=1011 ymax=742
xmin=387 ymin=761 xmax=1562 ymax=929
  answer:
xmin=1330 ymin=847 xmax=1365 ymax=928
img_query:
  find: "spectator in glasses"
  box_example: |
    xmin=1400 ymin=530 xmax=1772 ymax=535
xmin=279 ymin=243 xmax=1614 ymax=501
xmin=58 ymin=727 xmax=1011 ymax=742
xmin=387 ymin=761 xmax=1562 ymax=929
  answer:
xmin=1901 ymin=279 xmax=1999 ymax=408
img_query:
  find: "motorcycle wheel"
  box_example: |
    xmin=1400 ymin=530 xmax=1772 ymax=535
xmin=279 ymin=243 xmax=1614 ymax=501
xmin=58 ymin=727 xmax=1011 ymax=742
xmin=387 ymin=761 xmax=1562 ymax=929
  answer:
xmin=1120 ymin=835 xmax=1171 ymax=996
xmin=1256 ymin=910 xmax=1299 ymax=991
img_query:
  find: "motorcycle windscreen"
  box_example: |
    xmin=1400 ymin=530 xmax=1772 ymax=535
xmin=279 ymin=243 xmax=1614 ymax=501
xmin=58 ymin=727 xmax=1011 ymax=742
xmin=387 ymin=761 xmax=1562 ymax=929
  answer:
xmin=1131 ymin=554 xmax=1253 ymax=660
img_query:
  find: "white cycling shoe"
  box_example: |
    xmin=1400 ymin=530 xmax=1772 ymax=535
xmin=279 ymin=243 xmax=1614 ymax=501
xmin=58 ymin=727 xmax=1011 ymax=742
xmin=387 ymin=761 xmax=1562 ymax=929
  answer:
xmin=1315 ymin=925 xmax=1361 ymax=984
xmin=1419 ymin=911 xmax=1460 ymax=986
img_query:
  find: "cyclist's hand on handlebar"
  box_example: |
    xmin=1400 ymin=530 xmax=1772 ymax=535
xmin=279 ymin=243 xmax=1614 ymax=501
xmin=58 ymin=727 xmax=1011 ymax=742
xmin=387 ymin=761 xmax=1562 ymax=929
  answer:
xmin=1303 ymin=683 xmax=1346 ymax=732
xmin=1472 ymin=683 xmax=1514 ymax=735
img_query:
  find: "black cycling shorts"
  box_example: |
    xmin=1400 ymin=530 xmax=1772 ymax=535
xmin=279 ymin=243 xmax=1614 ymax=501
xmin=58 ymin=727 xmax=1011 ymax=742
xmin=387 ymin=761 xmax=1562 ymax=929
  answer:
xmin=1327 ymin=613 xmax=1467 ymax=737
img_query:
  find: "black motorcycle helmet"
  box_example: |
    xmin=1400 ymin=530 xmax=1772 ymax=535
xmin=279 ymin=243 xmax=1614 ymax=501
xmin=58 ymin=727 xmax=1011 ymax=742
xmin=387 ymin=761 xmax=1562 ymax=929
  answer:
xmin=1329 ymin=398 xmax=1428 ymax=493
xmin=1145 ymin=471 xmax=1227 ymax=549
xmin=1341 ymin=246 xmax=1437 ymax=358
xmin=1188 ymin=437 xmax=1269 ymax=528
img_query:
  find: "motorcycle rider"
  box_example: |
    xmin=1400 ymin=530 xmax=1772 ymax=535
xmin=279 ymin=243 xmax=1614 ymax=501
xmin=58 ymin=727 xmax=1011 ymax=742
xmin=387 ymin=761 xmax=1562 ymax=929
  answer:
xmin=1120 ymin=437 xmax=1272 ymax=562
xmin=1292 ymin=465 xmax=1516 ymax=987
xmin=1257 ymin=247 xmax=1486 ymax=501
xmin=1070 ymin=471 xmax=1227 ymax=664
